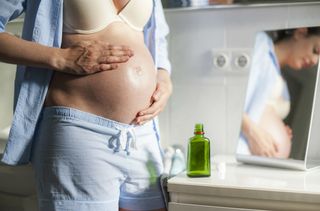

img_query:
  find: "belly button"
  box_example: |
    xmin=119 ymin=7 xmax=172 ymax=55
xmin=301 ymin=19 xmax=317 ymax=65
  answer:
xmin=134 ymin=66 xmax=143 ymax=76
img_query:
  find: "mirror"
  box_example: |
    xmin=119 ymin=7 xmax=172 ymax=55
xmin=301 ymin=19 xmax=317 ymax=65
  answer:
xmin=236 ymin=27 xmax=320 ymax=170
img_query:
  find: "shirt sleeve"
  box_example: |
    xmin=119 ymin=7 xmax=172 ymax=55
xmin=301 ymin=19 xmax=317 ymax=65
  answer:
xmin=244 ymin=32 xmax=278 ymax=123
xmin=154 ymin=0 xmax=171 ymax=74
xmin=0 ymin=0 xmax=25 ymax=33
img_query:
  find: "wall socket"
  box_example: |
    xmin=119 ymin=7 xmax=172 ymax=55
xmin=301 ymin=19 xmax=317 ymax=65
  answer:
xmin=212 ymin=50 xmax=231 ymax=71
xmin=231 ymin=50 xmax=251 ymax=71
xmin=212 ymin=49 xmax=251 ymax=72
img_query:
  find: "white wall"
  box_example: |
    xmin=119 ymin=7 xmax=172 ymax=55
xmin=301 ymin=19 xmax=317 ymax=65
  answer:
xmin=0 ymin=20 xmax=22 ymax=131
xmin=158 ymin=2 xmax=320 ymax=156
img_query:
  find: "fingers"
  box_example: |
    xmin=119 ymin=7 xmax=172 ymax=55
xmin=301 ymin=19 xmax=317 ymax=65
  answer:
xmin=99 ymin=63 xmax=118 ymax=71
xmin=102 ymin=43 xmax=134 ymax=57
xmin=102 ymin=48 xmax=134 ymax=57
xmin=103 ymin=50 xmax=134 ymax=57
xmin=134 ymin=80 xmax=172 ymax=125
xmin=70 ymin=41 xmax=134 ymax=75
xmin=260 ymin=139 xmax=277 ymax=157
xmin=249 ymin=129 xmax=278 ymax=157
xmin=135 ymin=101 xmax=162 ymax=125
xmin=264 ymin=141 xmax=278 ymax=157
xmin=98 ymin=56 xmax=131 ymax=64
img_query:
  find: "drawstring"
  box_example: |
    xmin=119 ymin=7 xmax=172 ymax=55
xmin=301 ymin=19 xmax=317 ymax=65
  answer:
xmin=108 ymin=126 xmax=137 ymax=155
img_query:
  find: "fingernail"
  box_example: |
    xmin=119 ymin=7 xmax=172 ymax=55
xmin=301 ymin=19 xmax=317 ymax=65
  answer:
xmin=139 ymin=112 xmax=144 ymax=115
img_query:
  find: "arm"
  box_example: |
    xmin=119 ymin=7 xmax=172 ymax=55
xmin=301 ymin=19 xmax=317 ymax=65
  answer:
xmin=0 ymin=32 xmax=134 ymax=75
xmin=242 ymin=114 xmax=279 ymax=157
xmin=0 ymin=32 xmax=68 ymax=71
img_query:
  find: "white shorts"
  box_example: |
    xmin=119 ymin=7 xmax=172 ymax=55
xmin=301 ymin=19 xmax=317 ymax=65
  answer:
xmin=31 ymin=106 xmax=165 ymax=211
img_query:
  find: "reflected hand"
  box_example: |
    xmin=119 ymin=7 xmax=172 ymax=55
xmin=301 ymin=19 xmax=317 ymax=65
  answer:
xmin=134 ymin=69 xmax=172 ymax=125
xmin=242 ymin=114 xmax=279 ymax=157
xmin=60 ymin=40 xmax=134 ymax=75
xmin=246 ymin=123 xmax=279 ymax=157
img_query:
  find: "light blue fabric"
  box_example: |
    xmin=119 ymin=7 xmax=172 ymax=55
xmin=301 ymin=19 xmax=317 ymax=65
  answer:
xmin=0 ymin=0 xmax=171 ymax=165
xmin=31 ymin=107 xmax=165 ymax=211
xmin=237 ymin=32 xmax=290 ymax=155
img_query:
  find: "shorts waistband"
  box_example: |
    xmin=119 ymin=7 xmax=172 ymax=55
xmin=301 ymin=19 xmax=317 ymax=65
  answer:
xmin=42 ymin=106 xmax=133 ymax=130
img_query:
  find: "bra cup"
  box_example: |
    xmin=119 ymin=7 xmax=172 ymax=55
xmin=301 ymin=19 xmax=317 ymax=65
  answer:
xmin=118 ymin=0 xmax=153 ymax=31
xmin=63 ymin=0 xmax=153 ymax=33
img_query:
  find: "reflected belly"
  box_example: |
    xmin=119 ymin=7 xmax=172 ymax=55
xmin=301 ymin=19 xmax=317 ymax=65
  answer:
xmin=259 ymin=105 xmax=292 ymax=158
xmin=45 ymin=25 xmax=157 ymax=124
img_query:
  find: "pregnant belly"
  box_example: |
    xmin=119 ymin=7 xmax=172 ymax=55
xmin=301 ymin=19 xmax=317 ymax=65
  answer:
xmin=45 ymin=24 xmax=157 ymax=124
xmin=258 ymin=105 xmax=292 ymax=158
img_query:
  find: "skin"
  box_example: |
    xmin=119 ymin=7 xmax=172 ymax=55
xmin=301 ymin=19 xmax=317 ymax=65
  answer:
xmin=242 ymin=114 xmax=279 ymax=157
xmin=259 ymin=105 xmax=292 ymax=158
xmin=134 ymin=68 xmax=172 ymax=125
xmin=116 ymin=0 xmax=173 ymax=126
xmin=243 ymin=28 xmax=320 ymax=157
xmin=0 ymin=32 xmax=133 ymax=74
xmin=113 ymin=0 xmax=131 ymax=13
xmin=275 ymin=28 xmax=320 ymax=70
xmin=46 ymin=0 xmax=172 ymax=124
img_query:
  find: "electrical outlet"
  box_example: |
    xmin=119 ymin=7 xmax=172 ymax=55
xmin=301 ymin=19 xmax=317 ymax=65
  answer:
xmin=231 ymin=49 xmax=252 ymax=71
xmin=212 ymin=49 xmax=231 ymax=71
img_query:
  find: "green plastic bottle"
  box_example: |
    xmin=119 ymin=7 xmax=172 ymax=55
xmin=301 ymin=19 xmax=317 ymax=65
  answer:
xmin=187 ymin=123 xmax=211 ymax=177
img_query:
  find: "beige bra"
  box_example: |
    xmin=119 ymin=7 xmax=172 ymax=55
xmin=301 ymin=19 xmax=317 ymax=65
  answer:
xmin=63 ymin=0 xmax=153 ymax=34
xmin=266 ymin=75 xmax=291 ymax=119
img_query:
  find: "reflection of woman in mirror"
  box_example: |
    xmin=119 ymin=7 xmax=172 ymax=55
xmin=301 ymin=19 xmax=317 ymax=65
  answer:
xmin=239 ymin=27 xmax=320 ymax=158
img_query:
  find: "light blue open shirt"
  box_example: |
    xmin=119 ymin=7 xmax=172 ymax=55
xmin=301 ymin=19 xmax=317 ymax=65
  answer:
xmin=0 ymin=0 xmax=171 ymax=165
xmin=237 ymin=32 xmax=290 ymax=155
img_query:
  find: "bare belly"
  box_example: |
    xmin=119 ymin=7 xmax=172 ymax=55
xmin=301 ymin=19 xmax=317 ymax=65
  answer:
xmin=45 ymin=23 xmax=157 ymax=124
xmin=259 ymin=105 xmax=292 ymax=158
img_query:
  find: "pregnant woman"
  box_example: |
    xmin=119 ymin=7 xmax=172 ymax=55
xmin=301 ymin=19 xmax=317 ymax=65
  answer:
xmin=239 ymin=28 xmax=320 ymax=158
xmin=0 ymin=0 xmax=172 ymax=210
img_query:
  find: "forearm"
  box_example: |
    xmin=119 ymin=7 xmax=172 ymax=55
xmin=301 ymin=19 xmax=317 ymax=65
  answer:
xmin=0 ymin=32 xmax=66 ymax=70
xmin=157 ymin=68 xmax=172 ymax=94
xmin=242 ymin=113 xmax=252 ymax=138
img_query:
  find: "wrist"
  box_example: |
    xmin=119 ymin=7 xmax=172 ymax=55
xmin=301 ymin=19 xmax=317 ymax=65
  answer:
xmin=157 ymin=69 xmax=173 ymax=93
xmin=242 ymin=114 xmax=253 ymax=137
xmin=49 ymin=47 xmax=68 ymax=71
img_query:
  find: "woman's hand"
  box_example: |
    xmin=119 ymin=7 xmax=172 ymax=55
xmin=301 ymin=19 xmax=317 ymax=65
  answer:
xmin=59 ymin=40 xmax=134 ymax=75
xmin=0 ymin=33 xmax=133 ymax=74
xmin=242 ymin=114 xmax=279 ymax=157
xmin=134 ymin=69 xmax=172 ymax=125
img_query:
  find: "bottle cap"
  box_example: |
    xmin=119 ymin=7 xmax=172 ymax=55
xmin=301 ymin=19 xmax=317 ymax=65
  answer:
xmin=194 ymin=123 xmax=204 ymax=135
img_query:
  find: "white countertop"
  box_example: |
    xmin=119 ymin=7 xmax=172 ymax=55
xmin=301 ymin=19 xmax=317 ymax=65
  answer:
xmin=168 ymin=155 xmax=320 ymax=210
